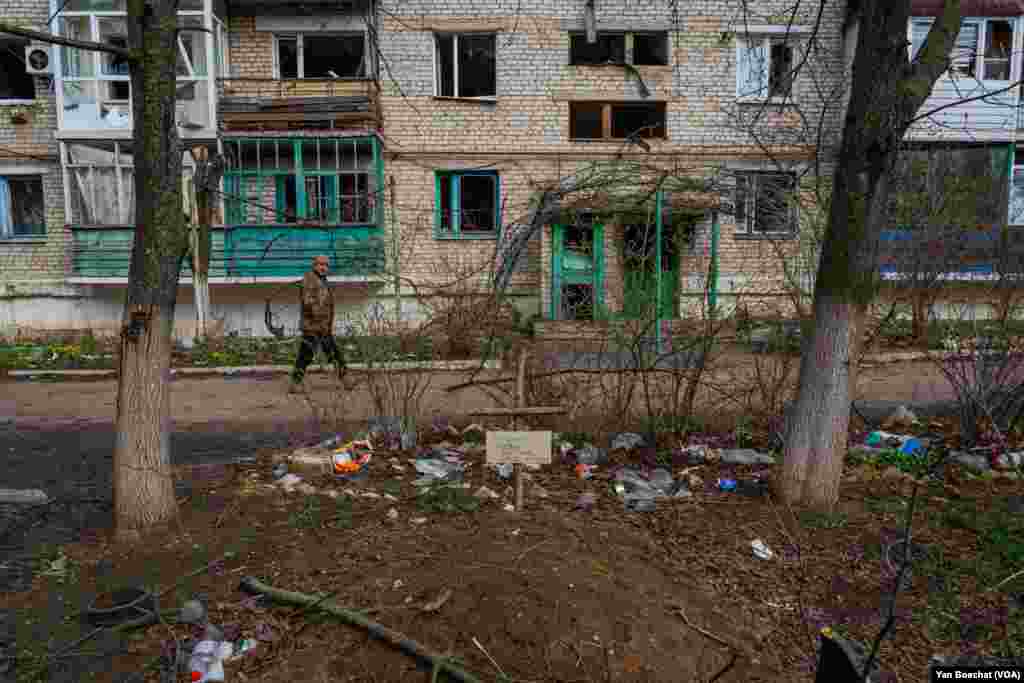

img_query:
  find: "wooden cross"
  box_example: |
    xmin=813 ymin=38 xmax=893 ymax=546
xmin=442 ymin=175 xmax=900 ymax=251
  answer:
xmin=468 ymin=349 xmax=565 ymax=511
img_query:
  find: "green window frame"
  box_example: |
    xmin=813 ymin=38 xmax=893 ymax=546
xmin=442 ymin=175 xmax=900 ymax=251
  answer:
xmin=550 ymin=213 xmax=605 ymax=320
xmin=434 ymin=170 xmax=501 ymax=239
xmin=222 ymin=136 xmax=381 ymax=227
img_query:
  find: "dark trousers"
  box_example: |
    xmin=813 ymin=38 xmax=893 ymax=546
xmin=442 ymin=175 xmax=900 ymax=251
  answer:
xmin=292 ymin=333 xmax=346 ymax=382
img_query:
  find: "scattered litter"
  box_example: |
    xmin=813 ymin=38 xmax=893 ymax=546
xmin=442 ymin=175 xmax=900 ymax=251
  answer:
xmin=575 ymin=444 xmax=609 ymax=465
xmin=717 ymin=478 xmax=737 ymax=492
xmin=332 ymin=439 xmax=373 ymax=478
xmin=462 ymin=423 xmax=485 ymax=438
xmin=494 ymin=463 xmax=514 ymax=479
xmin=473 ymin=486 xmax=500 ymax=500
xmin=225 ymin=638 xmax=257 ymax=662
xmin=751 ymin=539 xmax=775 ymax=560
xmin=574 ymin=492 xmax=597 ymax=511
xmin=611 ymin=433 xmax=645 ymax=451
xmin=271 ymin=463 xmax=288 ymax=480
xmin=532 ymin=483 xmax=550 ymax=499
xmin=411 ymin=517 xmax=428 ymax=525
xmin=996 ymin=452 xmax=1024 ymax=469
xmin=179 ymin=599 xmax=206 ymax=625
xmin=720 ymin=448 xmax=776 ymax=465
xmin=614 ymin=468 xmax=691 ymax=511
xmin=575 ymin=463 xmax=596 ymax=479
xmin=413 ymin=458 xmax=465 ymax=485
xmin=189 ymin=638 xmax=233 ymax=682
xmin=882 ymin=405 xmax=919 ymax=429
xmin=386 ymin=508 xmax=399 ymax=520
xmin=368 ymin=416 xmax=417 ymax=450
xmin=678 ymin=445 xmax=720 ymax=465
xmin=0 ymin=488 xmax=50 ymax=505
xmin=277 ymin=473 xmax=303 ymax=491
xmin=503 ymin=504 xmax=515 ymax=512
xmin=735 ymin=477 xmax=770 ymax=497
xmin=422 ymin=588 xmax=453 ymax=613
xmin=383 ymin=493 xmax=398 ymax=502
xmin=253 ymin=622 xmax=279 ymax=642
xmin=510 ymin=528 xmax=520 ymax=536
xmin=361 ymin=492 xmax=381 ymax=500
xmin=865 ymin=431 xmax=924 ymax=455
xmin=296 ymin=483 xmax=318 ymax=496
xmin=392 ymin=579 xmax=404 ymax=590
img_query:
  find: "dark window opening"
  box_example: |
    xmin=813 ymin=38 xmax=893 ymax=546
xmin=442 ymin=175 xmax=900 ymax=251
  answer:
xmin=564 ymin=218 xmax=595 ymax=268
xmin=281 ymin=175 xmax=297 ymax=223
xmin=2 ymin=176 xmax=45 ymax=237
xmin=304 ymin=34 xmax=365 ymax=78
xmin=984 ymin=20 xmax=1012 ymax=80
xmin=277 ymin=36 xmax=298 ymax=78
xmin=633 ymin=32 xmax=668 ymax=65
xmin=736 ymin=172 xmax=796 ymax=234
xmin=768 ymin=43 xmax=793 ymax=98
xmin=459 ymin=174 xmax=496 ymax=232
xmin=439 ymin=173 xmax=453 ymax=231
xmin=435 ymin=35 xmax=454 ymax=97
xmin=106 ymin=80 xmax=130 ymax=101
xmin=103 ymin=36 xmax=129 ymax=76
xmin=611 ymin=102 xmax=666 ymax=139
xmin=0 ymin=40 xmax=36 ymax=100
xmin=435 ymin=34 xmax=496 ymax=98
xmin=570 ymin=33 xmax=626 ymax=65
xmin=340 ymin=173 xmax=370 ymax=223
xmin=562 ymin=283 xmax=594 ymax=320
xmin=570 ymin=102 xmax=604 ymax=139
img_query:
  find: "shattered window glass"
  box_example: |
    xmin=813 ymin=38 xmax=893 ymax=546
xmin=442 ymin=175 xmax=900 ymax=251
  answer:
xmin=304 ymin=34 xmax=365 ymax=78
xmin=570 ymin=33 xmax=625 ymax=65
xmin=610 ymin=102 xmax=666 ymax=139
xmin=435 ymin=34 xmax=495 ymax=97
xmin=633 ymin=32 xmax=668 ymax=65
xmin=277 ymin=36 xmax=298 ymax=78
xmin=570 ymin=102 xmax=604 ymax=139
xmin=0 ymin=38 xmax=35 ymax=99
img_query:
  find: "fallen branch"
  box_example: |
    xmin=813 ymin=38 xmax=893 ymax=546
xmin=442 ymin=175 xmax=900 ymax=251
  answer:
xmin=239 ymin=576 xmax=483 ymax=683
xmin=669 ymin=606 xmax=736 ymax=651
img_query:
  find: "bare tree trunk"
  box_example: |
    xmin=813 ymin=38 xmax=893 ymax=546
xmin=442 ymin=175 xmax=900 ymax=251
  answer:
xmin=190 ymin=146 xmax=222 ymax=341
xmin=112 ymin=0 xmax=185 ymax=540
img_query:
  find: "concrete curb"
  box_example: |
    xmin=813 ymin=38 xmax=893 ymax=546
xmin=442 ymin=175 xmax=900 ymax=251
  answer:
xmin=5 ymin=359 xmax=502 ymax=380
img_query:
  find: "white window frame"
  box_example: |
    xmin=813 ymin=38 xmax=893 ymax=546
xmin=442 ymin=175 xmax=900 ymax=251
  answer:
xmin=735 ymin=171 xmax=798 ymax=236
xmin=272 ymin=32 xmax=366 ymax=79
xmin=735 ymin=34 xmax=796 ymax=103
xmin=432 ymin=32 xmax=497 ymax=100
xmin=909 ymin=17 xmax=1016 ymax=82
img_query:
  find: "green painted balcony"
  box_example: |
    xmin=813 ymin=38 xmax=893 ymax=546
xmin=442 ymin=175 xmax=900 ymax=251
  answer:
xmin=68 ymin=225 xmax=386 ymax=283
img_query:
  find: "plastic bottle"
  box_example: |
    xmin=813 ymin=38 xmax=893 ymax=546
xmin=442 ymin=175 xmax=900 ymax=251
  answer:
xmin=866 ymin=431 xmax=923 ymax=455
xmin=189 ymin=640 xmax=233 ymax=683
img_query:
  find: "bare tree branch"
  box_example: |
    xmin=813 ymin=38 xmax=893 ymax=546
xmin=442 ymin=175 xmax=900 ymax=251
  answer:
xmin=0 ymin=23 xmax=132 ymax=59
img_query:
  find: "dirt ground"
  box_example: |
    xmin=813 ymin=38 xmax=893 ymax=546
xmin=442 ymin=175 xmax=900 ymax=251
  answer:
xmin=1 ymin=360 xmax=1013 ymax=683
xmin=5 ymin=360 xmax=956 ymax=430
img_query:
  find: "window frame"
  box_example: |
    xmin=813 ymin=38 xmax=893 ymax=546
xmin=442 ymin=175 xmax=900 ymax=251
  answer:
xmin=735 ymin=34 xmax=796 ymax=103
xmin=909 ymin=17 xmax=1015 ymax=82
xmin=734 ymin=171 xmax=799 ymax=237
xmin=434 ymin=170 xmax=501 ymax=239
xmin=569 ymin=101 xmax=667 ymax=141
xmin=568 ymin=31 xmax=670 ymax=66
xmin=272 ymin=32 xmax=367 ymax=80
xmin=0 ymin=174 xmax=46 ymax=239
xmin=432 ymin=32 xmax=498 ymax=100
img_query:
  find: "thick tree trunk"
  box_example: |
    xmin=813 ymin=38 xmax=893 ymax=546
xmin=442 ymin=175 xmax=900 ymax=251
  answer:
xmin=112 ymin=0 xmax=185 ymax=540
xmin=778 ymin=0 xmax=963 ymax=510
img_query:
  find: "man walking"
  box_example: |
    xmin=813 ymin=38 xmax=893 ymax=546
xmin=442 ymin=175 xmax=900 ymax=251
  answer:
xmin=290 ymin=255 xmax=346 ymax=393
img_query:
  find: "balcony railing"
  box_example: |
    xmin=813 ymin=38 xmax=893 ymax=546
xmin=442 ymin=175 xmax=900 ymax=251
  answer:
xmin=217 ymin=77 xmax=377 ymax=101
xmin=69 ymin=225 xmax=385 ymax=280
xmin=878 ymin=226 xmax=1024 ymax=280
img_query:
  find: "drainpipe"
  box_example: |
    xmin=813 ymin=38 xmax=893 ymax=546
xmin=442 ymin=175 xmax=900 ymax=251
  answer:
xmin=708 ymin=210 xmax=720 ymax=319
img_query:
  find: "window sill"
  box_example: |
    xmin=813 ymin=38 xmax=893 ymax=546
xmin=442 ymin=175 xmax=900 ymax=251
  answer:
xmin=733 ymin=231 xmax=797 ymax=241
xmin=736 ymin=97 xmax=795 ymax=106
xmin=432 ymin=96 xmax=498 ymax=104
xmin=434 ymin=232 xmax=499 ymax=241
xmin=0 ymin=237 xmax=48 ymax=243
xmin=0 ymin=100 xmax=38 ymax=106
xmin=570 ymin=62 xmax=670 ymax=68
xmin=569 ymin=137 xmax=666 ymax=143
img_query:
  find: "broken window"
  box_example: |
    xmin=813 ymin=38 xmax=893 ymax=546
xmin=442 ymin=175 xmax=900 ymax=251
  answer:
xmin=569 ymin=33 xmax=626 ymax=64
xmin=0 ymin=38 xmax=36 ymax=101
xmin=736 ymin=36 xmax=795 ymax=100
xmin=569 ymin=32 xmax=668 ymax=66
xmin=0 ymin=176 xmax=45 ymax=238
xmin=223 ymin=138 xmax=375 ymax=226
xmin=983 ymin=20 xmax=1012 ymax=80
xmin=66 ymin=141 xmax=135 ymax=224
xmin=275 ymin=33 xmax=366 ymax=79
xmin=570 ymin=102 xmax=666 ymax=140
xmin=562 ymin=283 xmax=594 ymax=320
xmin=632 ymin=33 xmax=669 ymax=65
xmin=434 ymin=34 xmax=496 ymax=98
xmin=735 ymin=172 xmax=797 ymax=235
xmin=436 ymin=171 xmax=499 ymax=237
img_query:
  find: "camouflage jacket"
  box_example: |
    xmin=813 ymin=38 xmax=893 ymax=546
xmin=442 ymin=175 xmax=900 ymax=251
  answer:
xmin=300 ymin=271 xmax=334 ymax=336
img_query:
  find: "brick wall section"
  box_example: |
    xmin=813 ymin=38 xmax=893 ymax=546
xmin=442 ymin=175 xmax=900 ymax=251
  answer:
xmin=227 ymin=16 xmax=274 ymax=80
xmin=0 ymin=2 xmax=70 ymax=286
xmin=375 ymin=1 xmax=850 ymax=317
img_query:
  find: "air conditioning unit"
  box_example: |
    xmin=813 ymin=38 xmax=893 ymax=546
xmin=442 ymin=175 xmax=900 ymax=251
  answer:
xmin=24 ymin=43 xmax=53 ymax=75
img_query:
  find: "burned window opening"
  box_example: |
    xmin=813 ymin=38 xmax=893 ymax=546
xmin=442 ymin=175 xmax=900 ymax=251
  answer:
xmin=633 ymin=32 xmax=669 ymax=65
xmin=437 ymin=171 xmax=499 ymax=236
xmin=570 ymin=33 xmax=625 ymax=64
xmin=0 ymin=39 xmax=36 ymax=100
xmin=571 ymin=102 xmax=666 ymax=140
xmin=276 ymin=33 xmax=366 ymax=79
xmin=562 ymin=283 xmax=594 ymax=320
xmin=434 ymin=33 xmax=496 ymax=98
xmin=735 ymin=172 xmax=797 ymax=235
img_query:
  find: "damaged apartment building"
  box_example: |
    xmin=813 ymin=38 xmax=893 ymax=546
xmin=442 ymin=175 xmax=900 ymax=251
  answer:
xmin=4 ymin=0 xmax=1012 ymax=340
